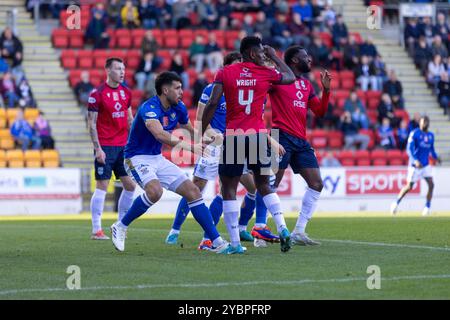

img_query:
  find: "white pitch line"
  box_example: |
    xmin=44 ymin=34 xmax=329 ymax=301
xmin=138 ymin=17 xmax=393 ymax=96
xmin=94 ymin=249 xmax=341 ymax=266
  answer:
xmin=1 ymin=274 xmax=450 ymax=296
xmin=2 ymin=224 xmax=450 ymax=252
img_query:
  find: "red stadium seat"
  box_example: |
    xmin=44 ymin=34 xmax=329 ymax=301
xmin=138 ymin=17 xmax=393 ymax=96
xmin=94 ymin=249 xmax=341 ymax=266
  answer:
xmin=78 ymin=49 xmax=93 ymax=69
xmin=131 ymin=29 xmax=146 ymax=48
xmin=115 ymin=29 xmax=132 ymax=48
xmin=387 ymin=149 xmax=403 ymax=166
xmin=163 ymin=29 xmax=179 ymax=48
xmin=225 ymin=30 xmax=240 ymax=50
xmin=93 ymin=50 xmax=109 ymax=69
xmin=367 ymin=98 xmax=379 ymax=110
xmin=131 ymin=89 xmax=145 ymax=109
xmin=318 ymin=32 xmax=333 ymax=48
xmin=69 ymin=69 xmax=82 ymax=87
xmin=350 ymin=32 xmax=363 ymax=44
xmin=52 ymin=29 xmax=69 ymax=48
xmin=68 ymin=30 xmax=84 ymax=48
xmin=359 ymin=129 xmax=375 ymax=149
xmin=355 ymin=150 xmax=370 ymax=166
xmin=394 ymin=109 xmax=410 ymax=123
xmin=182 ymin=90 xmax=193 ymax=108
xmin=126 ymin=50 xmax=141 ymax=70
xmin=366 ymin=90 xmax=382 ymax=102
xmin=371 ymin=149 xmax=387 ymax=166
xmin=61 ymin=49 xmax=77 ymax=68
xmin=327 ymin=131 xmax=343 ymax=149
xmin=367 ymin=109 xmax=378 ymax=124
xmin=310 ymin=130 xmax=328 ymax=149
xmin=337 ymin=150 xmax=355 ymax=166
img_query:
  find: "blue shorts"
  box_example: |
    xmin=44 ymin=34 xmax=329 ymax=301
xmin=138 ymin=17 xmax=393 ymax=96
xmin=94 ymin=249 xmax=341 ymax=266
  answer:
xmin=94 ymin=146 xmax=127 ymax=180
xmin=278 ymin=130 xmax=319 ymax=173
xmin=219 ymin=133 xmax=272 ymax=177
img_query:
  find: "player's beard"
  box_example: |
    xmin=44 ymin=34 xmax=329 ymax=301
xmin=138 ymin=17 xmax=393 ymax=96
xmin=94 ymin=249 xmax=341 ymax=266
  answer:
xmin=299 ymin=61 xmax=311 ymax=73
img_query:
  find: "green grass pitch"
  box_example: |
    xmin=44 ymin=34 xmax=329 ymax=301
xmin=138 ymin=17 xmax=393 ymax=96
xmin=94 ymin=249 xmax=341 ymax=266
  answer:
xmin=1 ymin=216 xmax=449 ymax=299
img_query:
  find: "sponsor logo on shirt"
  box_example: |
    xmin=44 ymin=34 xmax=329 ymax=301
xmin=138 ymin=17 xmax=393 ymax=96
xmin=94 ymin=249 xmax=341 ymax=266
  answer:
xmin=113 ymin=92 xmax=119 ymax=101
xmin=145 ymin=111 xmax=157 ymax=118
xmin=112 ymin=102 xmax=125 ymax=118
xmin=293 ymin=90 xmax=306 ymax=108
xmin=240 ymin=67 xmax=252 ymax=78
xmin=120 ymin=90 xmax=126 ymax=100
xmin=170 ymin=113 xmax=176 ymax=120
xmin=88 ymin=97 xmax=96 ymax=104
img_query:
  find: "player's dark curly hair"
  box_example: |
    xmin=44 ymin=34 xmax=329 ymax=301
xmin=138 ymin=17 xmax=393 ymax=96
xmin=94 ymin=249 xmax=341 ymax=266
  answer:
xmin=240 ymin=36 xmax=262 ymax=57
xmin=155 ymin=71 xmax=182 ymax=95
xmin=223 ymin=52 xmax=242 ymax=66
xmin=284 ymin=45 xmax=305 ymax=65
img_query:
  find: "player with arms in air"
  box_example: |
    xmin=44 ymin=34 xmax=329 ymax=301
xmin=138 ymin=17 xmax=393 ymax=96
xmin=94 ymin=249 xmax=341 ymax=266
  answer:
xmin=110 ymin=72 xmax=232 ymax=253
xmin=201 ymin=36 xmax=296 ymax=253
xmin=87 ymin=57 xmax=136 ymax=240
xmin=391 ymin=115 xmax=441 ymax=216
xmin=268 ymin=45 xmax=331 ymax=245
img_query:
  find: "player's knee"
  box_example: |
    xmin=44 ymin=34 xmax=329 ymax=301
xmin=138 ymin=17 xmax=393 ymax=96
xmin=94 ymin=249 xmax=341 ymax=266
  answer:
xmin=145 ymin=185 xmax=163 ymax=203
xmin=309 ymin=180 xmax=323 ymax=192
xmin=185 ymin=187 xmax=202 ymax=202
xmin=96 ymin=180 xmax=109 ymax=191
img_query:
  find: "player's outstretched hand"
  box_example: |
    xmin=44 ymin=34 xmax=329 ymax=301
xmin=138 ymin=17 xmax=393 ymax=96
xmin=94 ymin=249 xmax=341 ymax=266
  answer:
xmin=263 ymin=45 xmax=277 ymax=58
xmin=320 ymin=70 xmax=332 ymax=91
xmin=95 ymin=148 xmax=106 ymax=164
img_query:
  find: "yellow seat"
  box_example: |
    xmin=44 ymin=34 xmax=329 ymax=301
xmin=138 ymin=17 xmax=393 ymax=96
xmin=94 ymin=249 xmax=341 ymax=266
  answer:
xmin=24 ymin=108 xmax=40 ymax=124
xmin=0 ymin=108 xmax=6 ymax=129
xmin=6 ymin=109 xmax=18 ymax=126
xmin=0 ymin=149 xmax=6 ymax=167
xmin=0 ymin=128 xmax=11 ymax=139
xmin=0 ymin=138 xmax=15 ymax=150
xmin=41 ymin=149 xmax=60 ymax=167
xmin=25 ymin=150 xmax=42 ymax=168
xmin=6 ymin=149 xmax=24 ymax=168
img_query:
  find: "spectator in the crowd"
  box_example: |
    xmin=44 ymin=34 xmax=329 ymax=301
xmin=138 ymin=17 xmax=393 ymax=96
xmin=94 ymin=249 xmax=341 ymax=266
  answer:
xmin=138 ymin=0 xmax=158 ymax=29
xmin=192 ymin=72 xmax=208 ymax=107
xmin=332 ymin=14 xmax=348 ymax=49
xmin=10 ymin=108 xmax=41 ymax=151
xmin=321 ymin=4 xmax=336 ymax=30
xmin=414 ymin=36 xmax=433 ymax=76
xmin=344 ymin=90 xmax=369 ymax=129
xmin=260 ymin=0 xmax=277 ymax=22
xmin=433 ymin=12 xmax=450 ymax=49
xmin=404 ymin=17 xmax=421 ymax=57
xmin=135 ymin=52 xmax=162 ymax=91
xmin=383 ymin=70 xmax=404 ymax=109
xmin=356 ymin=55 xmax=378 ymax=91
xmin=343 ymin=34 xmax=360 ymax=70
xmin=234 ymin=30 xmax=247 ymax=51
xmin=204 ymin=33 xmax=223 ymax=73
xmin=121 ymin=0 xmax=140 ymax=29
xmin=340 ymin=111 xmax=370 ymax=150
xmin=33 ymin=111 xmax=54 ymax=149
xmin=189 ymin=35 xmax=206 ymax=73
xmin=274 ymin=0 xmax=289 ymax=15
xmin=373 ymin=54 xmax=387 ymax=90
xmin=85 ymin=7 xmax=110 ymax=49
xmin=359 ymin=36 xmax=378 ymax=61
xmin=0 ymin=27 xmax=23 ymax=68
xmin=308 ymin=36 xmax=331 ymax=68
xmin=310 ymin=0 xmax=324 ymax=30
xmin=241 ymin=14 xmax=255 ymax=36
xmin=106 ymin=0 xmax=123 ymax=28
xmin=17 ymin=77 xmax=36 ymax=108
xmin=91 ymin=2 xmax=107 ymax=19
xmin=288 ymin=13 xmax=311 ymax=48
xmin=74 ymin=71 xmax=94 ymax=108
xmin=408 ymin=112 xmax=421 ymax=133
xmin=378 ymin=93 xmax=400 ymax=127
xmin=141 ymin=30 xmax=159 ymax=56
xmin=170 ymin=51 xmax=189 ymax=90
xmin=0 ymin=56 xmax=9 ymax=74
xmin=254 ymin=11 xmax=273 ymax=44
xmin=216 ymin=0 xmax=233 ymax=30
xmin=418 ymin=16 xmax=434 ymax=47
xmin=154 ymin=0 xmax=173 ymax=29
xmin=197 ymin=0 xmax=218 ymax=30
xmin=0 ymin=71 xmax=19 ymax=108
xmin=321 ymin=151 xmax=341 ymax=167
xmin=397 ymin=119 xmax=409 ymax=150
xmin=378 ymin=117 xmax=396 ymax=150
xmin=427 ymin=54 xmax=445 ymax=93
xmin=292 ymin=0 xmax=313 ymax=29
xmin=431 ymin=35 xmax=449 ymax=60
xmin=437 ymin=71 xmax=449 ymax=117
xmin=270 ymin=13 xmax=294 ymax=51
xmin=172 ymin=0 xmax=192 ymax=30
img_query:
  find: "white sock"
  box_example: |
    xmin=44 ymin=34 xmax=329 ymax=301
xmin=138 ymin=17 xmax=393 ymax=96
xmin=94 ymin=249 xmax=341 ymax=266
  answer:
xmin=295 ymin=187 xmax=321 ymax=234
xmin=90 ymin=188 xmax=107 ymax=233
xmin=255 ymin=223 xmax=266 ymax=228
xmin=212 ymin=236 xmax=225 ymax=248
xmin=169 ymin=228 xmax=180 ymax=235
xmin=223 ymin=200 xmax=240 ymax=247
xmin=118 ymin=190 xmax=135 ymax=222
xmin=263 ymin=193 xmax=287 ymax=233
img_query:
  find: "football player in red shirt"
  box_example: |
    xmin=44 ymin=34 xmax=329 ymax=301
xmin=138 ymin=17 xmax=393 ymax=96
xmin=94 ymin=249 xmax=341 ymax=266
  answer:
xmin=269 ymin=45 xmax=332 ymax=246
xmin=201 ymin=36 xmax=296 ymax=253
xmin=87 ymin=57 xmax=136 ymax=240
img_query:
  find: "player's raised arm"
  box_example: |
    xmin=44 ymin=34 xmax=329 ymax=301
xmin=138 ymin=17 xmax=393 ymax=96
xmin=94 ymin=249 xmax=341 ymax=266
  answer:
xmin=201 ymin=83 xmax=223 ymax=136
xmin=309 ymin=70 xmax=332 ymax=118
xmin=263 ymin=45 xmax=295 ymax=84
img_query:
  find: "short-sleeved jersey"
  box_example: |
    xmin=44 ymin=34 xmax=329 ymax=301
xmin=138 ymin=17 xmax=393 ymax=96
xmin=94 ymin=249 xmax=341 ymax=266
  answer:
xmin=124 ymin=95 xmax=189 ymax=158
xmin=88 ymin=82 xmax=132 ymax=147
xmin=199 ymin=83 xmax=226 ymax=134
xmin=407 ymin=129 xmax=438 ymax=167
xmin=214 ymin=61 xmax=281 ymax=135
xmin=269 ymin=77 xmax=316 ymax=140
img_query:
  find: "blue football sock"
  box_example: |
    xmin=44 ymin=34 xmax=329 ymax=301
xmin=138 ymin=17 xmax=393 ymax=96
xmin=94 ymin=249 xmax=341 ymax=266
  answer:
xmin=255 ymin=191 xmax=268 ymax=225
xmin=121 ymin=193 xmax=153 ymax=227
xmin=171 ymin=198 xmax=190 ymax=231
xmin=238 ymin=193 xmax=256 ymax=227
xmin=189 ymin=198 xmax=220 ymax=242
xmin=204 ymin=195 xmax=223 ymax=239
xmin=426 ymin=201 xmax=431 ymax=208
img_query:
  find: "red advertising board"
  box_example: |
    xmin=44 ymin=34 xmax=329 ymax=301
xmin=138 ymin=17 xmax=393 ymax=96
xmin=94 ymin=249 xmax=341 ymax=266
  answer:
xmin=346 ymin=169 xmax=420 ymax=195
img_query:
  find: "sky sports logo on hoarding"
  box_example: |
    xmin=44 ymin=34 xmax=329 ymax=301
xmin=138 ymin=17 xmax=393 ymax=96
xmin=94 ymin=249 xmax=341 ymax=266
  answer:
xmin=24 ymin=177 xmax=47 ymax=188
xmin=346 ymin=170 xmax=420 ymax=195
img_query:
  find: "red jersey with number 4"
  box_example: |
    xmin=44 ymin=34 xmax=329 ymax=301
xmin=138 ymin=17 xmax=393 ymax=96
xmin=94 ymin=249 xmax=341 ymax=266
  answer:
xmin=214 ymin=61 xmax=281 ymax=135
xmin=88 ymin=82 xmax=132 ymax=146
xmin=269 ymin=77 xmax=329 ymax=140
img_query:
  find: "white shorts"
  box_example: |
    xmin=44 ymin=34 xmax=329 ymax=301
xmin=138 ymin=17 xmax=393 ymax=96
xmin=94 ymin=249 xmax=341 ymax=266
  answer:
xmin=193 ymin=145 xmax=251 ymax=180
xmin=124 ymin=154 xmax=189 ymax=192
xmin=407 ymin=165 xmax=433 ymax=184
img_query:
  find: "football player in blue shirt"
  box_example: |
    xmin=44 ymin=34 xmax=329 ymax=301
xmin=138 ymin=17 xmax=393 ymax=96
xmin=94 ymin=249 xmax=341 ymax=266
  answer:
xmin=391 ymin=116 xmax=441 ymax=216
xmin=110 ymin=71 xmax=237 ymax=254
